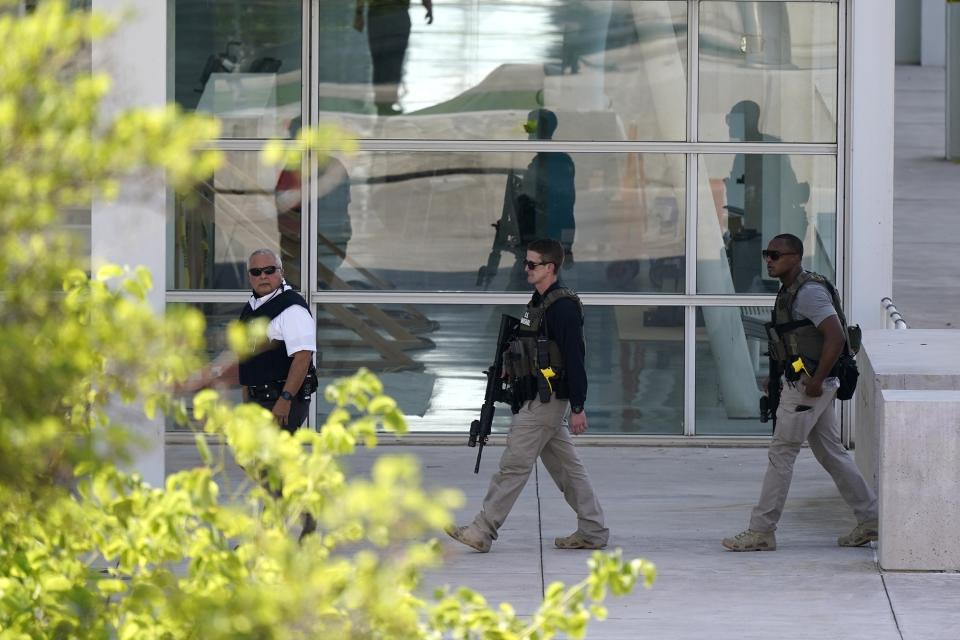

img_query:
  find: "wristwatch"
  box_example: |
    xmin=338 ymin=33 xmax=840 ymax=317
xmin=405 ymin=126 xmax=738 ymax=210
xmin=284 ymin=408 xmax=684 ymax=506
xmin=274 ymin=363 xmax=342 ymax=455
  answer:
xmin=279 ymin=390 xmax=294 ymax=401
xmin=571 ymin=405 xmax=584 ymax=414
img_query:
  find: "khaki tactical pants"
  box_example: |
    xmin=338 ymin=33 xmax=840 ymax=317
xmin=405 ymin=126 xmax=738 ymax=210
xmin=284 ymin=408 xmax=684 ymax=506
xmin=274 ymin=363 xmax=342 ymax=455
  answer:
xmin=750 ymin=378 xmax=878 ymax=533
xmin=471 ymin=396 xmax=608 ymax=545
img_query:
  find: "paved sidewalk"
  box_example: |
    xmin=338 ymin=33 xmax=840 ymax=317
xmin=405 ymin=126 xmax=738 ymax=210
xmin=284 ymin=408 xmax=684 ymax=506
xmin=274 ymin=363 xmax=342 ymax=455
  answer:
xmin=168 ymin=443 xmax=960 ymax=640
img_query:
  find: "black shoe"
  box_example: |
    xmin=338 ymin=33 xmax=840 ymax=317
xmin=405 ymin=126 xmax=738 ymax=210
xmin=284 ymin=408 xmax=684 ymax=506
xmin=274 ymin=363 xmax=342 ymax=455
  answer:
xmin=298 ymin=513 xmax=317 ymax=543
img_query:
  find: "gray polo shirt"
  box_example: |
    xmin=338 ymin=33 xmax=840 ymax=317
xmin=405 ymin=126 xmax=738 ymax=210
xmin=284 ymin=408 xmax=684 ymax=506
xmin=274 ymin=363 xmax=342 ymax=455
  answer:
xmin=794 ymin=281 xmax=838 ymax=328
xmin=792 ymin=281 xmax=839 ymax=383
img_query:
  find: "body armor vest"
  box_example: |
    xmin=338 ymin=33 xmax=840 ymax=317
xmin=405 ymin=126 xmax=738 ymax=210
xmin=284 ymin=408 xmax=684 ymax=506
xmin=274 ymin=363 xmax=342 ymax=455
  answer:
xmin=238 ymin=289 xmax=313 ymax=388
xmin=504 ymin=287 xmax=582 ymax=409
xmin=768 ymin=271 xmax=856 ymax=376
xmin=772 ymin=271 xmax=827 ymax=367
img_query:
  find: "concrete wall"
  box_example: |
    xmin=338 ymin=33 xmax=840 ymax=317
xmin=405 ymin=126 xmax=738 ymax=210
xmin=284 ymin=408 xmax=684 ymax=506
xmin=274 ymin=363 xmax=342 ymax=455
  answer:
xmin=896 ymin=0 xmax=922 ymax=64
xmin=855 ymin=330 xmax=960 ymax=570
xmin=877 ymin=389 xmax=960 ymax=571
xmin=921 ymin=0 xmax=946 ymax=67
xmin=895 ymin=0 xmax=947 ymax=66
xmin=856 ymin=330 xmax=960 ymax=486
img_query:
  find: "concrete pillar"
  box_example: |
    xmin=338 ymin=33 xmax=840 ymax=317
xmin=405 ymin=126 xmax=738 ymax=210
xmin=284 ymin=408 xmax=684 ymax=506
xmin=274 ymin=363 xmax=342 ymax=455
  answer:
xmin=948 ymin=1 xmax=960 ymax=159
xmin=847 ymin=0 xmax=895 ymax=330
xmin=92 ymin=0 xmax=168 ymax=487
xmin=921 ymin=0 xmax=946 ymax=66
xmin=895 ymin=0 xmax=922 ymax=64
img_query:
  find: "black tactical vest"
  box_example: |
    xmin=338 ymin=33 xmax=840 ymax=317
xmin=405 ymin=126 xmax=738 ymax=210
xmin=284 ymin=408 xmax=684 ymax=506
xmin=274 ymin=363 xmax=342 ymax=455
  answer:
xmin=769 ymin=271 xmax=856 ymax=371
xmin=238 ymin=288 xmax=312 ymax=387
xmin=771 ymin=271 xmax=828 ymax=366
xmin=504 ymin=287 xmax=583 ymax=408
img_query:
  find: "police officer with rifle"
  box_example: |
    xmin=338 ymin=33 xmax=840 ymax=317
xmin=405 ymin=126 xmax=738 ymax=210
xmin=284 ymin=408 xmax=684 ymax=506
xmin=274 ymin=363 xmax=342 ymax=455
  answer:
xmin=722 ymin=234 xmax=877 ymax=552
xmin=448 ymin=238 xmax=608 ymax=553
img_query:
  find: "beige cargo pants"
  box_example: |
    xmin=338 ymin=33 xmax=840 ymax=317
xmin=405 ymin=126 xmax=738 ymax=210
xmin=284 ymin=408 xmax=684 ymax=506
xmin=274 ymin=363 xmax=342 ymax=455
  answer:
xmin=750 ymin=377 xmax=878 ymax=532
xmin=471 ymin=396 xmax=608 ymax=546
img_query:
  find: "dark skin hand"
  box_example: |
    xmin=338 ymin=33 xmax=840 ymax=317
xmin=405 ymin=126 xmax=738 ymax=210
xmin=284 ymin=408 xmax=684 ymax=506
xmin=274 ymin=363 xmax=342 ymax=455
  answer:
xmin=805 ymin=315 xmax=844 ymax=397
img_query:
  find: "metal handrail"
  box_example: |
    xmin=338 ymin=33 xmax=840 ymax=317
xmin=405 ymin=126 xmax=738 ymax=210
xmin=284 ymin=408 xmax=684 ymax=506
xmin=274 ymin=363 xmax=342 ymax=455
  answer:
xmin=881 ymin=297 xmax=908 ymax=329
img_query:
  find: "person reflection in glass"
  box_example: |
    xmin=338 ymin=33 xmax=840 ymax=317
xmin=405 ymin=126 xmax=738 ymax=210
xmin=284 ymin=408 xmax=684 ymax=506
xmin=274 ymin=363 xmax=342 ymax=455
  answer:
xmin=505 ymin=109 xmax=577 ymax=289
xmin=275 ymin=118 xmax=353 ymax=290
xmin=354 ymin=0 xmax=433 ymax=116
xmin=723 ymin=100 xmax=808 ymax=292
xmin=196 ymin=40 xmax=244 ymax=93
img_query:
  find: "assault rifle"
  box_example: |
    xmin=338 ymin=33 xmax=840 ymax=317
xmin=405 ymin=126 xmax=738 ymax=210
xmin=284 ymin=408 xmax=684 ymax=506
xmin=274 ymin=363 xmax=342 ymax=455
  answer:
xmin=760 ymin=360 xmax=781 ymax=432
xmin=468 ymin=314 xmax=520 ymax=473
xmin=760 ymin=313 xmax=781 ymax=431
xmin=476 ymin=171 xmax=527 ymax=289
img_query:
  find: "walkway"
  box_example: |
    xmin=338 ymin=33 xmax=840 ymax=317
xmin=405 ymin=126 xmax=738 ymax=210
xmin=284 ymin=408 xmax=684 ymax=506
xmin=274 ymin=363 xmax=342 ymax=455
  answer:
xmin=893 ymin=66 xmax=960 ymax=328
xmin=168 ymin=443 xmax=960 ymax=639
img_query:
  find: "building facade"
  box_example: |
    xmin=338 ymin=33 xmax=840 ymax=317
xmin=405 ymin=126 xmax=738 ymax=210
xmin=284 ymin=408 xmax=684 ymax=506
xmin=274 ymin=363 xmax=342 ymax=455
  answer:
xmin=90 ymin=0 xmax=895 ymax=480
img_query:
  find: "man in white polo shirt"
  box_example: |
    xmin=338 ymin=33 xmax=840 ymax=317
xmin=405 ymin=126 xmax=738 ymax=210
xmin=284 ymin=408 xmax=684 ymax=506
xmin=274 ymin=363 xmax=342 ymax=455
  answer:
xmin=238 ymin=248 xmax=318 ymax=431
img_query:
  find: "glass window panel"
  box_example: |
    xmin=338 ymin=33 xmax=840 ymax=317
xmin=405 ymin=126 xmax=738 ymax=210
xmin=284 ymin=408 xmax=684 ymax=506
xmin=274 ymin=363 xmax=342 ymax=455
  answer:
xmin=312 ymin=303 xmax=684 ymax=434
xmin=317 ymin=0 xmax=687 ymax=141
xmin=172 ymin=151 xmax=304 ymax=290
xmin=319 ymin=151 xmax=685 ymax=293
xmin=697 ymin=153 xmax=836 ymax=294
xmin=699 ymin=2 xmax=838 ymax=143
xmin=167 ymin=302 xmax=245 ymax=431
xmin=171 ymin=0 xmax=302 ymax=139
xmin=20 ymin=1 xmax=92 ymax=9
xmin=695 ymin=305 xmax=771 ymax=436
xmin=60 ymin=207 xmax=91 ymax=273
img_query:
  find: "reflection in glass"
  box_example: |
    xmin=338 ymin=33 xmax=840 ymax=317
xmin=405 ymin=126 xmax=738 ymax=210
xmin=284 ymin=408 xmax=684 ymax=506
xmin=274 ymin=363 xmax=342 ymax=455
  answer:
xmin=167 ymin=303 xmax=245 ymax=430
xmin=164 ymin=302 xmax=682 ymax=434
xmin=353 ymin=0 xmax=434 ymax=116
xmin=274 ymin=121 xmax=354 ymax=290
xmin=172 ymin=0 xmax=302 ymax=138
xmin=318 ymin=0 xmax=687 ymax=140
xmin=60 ymin=207 xmax=91 ymax=272
xmin=173 ymin=151 xmax=304 ymax=290
xmin=311 ymin=303 xmax=683 ymax=434
xmin=697 ymin=154 xmax=835 ymax=294
xmin=321 ymin=151 xmax=684 ymax=293
xmin=695 ymin=306 xmax=771 ymax=436
xmin=699 ymin=2 xmax=838 ymax=143
xmin=486 ymin=108 xmax=578 ymax=290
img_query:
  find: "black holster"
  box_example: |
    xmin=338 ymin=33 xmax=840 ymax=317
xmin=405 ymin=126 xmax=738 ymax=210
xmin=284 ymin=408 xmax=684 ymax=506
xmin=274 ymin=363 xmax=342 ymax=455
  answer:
xmin=246 ymin=370 xmax=318 ymax=403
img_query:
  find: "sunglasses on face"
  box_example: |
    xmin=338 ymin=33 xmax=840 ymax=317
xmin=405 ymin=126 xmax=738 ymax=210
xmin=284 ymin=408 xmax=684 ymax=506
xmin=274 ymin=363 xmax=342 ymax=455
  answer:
xmin=761 ymin=250 xmax=798 ymax=261
xmin=523 ymin=260 xmax=549 ymax=270
xmin=248 ymin=266 xmax=280 ymax=276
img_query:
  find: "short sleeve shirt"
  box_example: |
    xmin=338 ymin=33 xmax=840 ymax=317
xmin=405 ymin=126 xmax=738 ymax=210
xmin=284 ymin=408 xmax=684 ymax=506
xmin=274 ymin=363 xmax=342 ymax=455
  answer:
xmin=793 ymin=282 xmax=837 ymax=327
xmin=248 ymin=286 xmax=317 ymax=356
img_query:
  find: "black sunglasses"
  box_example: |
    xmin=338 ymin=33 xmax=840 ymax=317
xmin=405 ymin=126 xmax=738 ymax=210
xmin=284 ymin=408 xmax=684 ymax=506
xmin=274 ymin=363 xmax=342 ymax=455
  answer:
xmin=761 ymin=250 xmax=798 ymax=261
xmin=523 ymin=260 xmax=550 ymax=270
xmin=248 ymin=265 xmax=280 ymax=276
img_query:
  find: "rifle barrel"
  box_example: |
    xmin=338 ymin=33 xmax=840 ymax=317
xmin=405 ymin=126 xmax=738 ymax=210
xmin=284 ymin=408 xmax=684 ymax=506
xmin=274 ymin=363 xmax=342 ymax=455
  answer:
xmin=474 ymin=443 xmax=484 ymax=474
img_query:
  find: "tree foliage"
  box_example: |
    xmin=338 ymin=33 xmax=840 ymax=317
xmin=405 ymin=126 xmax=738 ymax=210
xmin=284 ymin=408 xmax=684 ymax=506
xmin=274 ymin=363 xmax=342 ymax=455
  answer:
xmin=0 ymin=2 xmax=655 ymax=638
